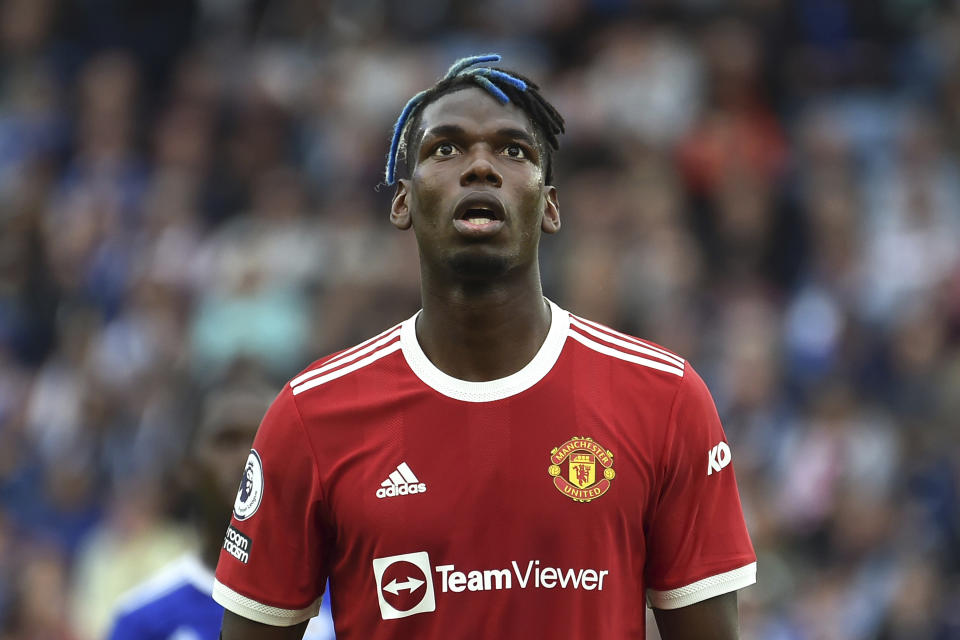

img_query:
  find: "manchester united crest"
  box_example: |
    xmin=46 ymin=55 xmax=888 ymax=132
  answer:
xmin=548 ymin=437 xmax=615 ymax=502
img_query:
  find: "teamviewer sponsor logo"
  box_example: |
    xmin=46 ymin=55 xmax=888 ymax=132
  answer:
xmin=372 ymin=551 xmax=436 ymax=620
xmin=376 ymin=462 xmax=427 ymax=499
xmin=435 ymin=560 xmax=609 ymax=593
xmin=372 ymin=551 xmax=610 ymax=620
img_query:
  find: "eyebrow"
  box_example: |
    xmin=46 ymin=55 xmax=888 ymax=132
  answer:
xmin=496 ymin=127 xmax=537 ymax=148
xmin=421 ymin=124 xmax=537 ymax=148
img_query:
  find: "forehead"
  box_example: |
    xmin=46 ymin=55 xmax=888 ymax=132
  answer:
xmin=196 ymin=418 xmax=259 ymax=448
xmin=418 ymin=86 xmax=534 ymax=136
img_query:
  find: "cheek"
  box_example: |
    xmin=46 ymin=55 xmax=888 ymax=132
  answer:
xmin=513 ymin=160 xmax=543 ymax=192
xmin=518 ymin=177 xmax=546 ymax=216
xmin=211 ymin=450 xmax=252 ymax=493
xmin=410 ymin=173 xmax=450 ymax=226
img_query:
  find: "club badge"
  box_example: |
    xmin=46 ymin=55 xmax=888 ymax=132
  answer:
xmin=548 ymin=436 xmax=615 ymax=503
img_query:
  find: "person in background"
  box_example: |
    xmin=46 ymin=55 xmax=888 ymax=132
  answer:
xmin=106 ymin=382 xmax=336 ymax=640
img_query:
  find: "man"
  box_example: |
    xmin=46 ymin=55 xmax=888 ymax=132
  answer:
xmin=107 ymin=384 xmax=335 ymax=640
xmin=215 ymin=54 xmax=756 ymax=639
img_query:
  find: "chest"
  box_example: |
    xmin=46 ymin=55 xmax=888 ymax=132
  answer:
xmin=314 ymin=388 xmax=662 ymax=571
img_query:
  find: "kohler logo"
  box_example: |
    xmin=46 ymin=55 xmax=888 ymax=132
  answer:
xmin=707 ymin=442 xmax=732 ymax=476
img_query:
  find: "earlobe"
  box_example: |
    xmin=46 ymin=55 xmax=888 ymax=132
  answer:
xmin=390 ymin=179 xmax=412 ymax=230
xmin=541 ymin=185 xmax=560 ymax=234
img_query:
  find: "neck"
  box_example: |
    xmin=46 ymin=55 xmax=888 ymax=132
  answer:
xmin=416 ymin=267 xmax=552 ymax=382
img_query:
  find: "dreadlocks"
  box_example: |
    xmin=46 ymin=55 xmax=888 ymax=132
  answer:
xmin=384 ymin=54 xmax=565 ymax=187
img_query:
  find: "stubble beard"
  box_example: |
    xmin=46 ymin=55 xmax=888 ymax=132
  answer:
xmin=446 ymin=251 xmax=512 ymax=280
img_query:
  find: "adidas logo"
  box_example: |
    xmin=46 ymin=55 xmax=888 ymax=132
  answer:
xmin=376 ymin=462 xmax=427 ymax=499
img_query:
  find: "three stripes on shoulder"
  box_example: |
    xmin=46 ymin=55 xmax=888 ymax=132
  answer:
xmin=568 ymin=315 xmax=685 ymax=377
xmin=290 ymin=323 xmax=403 ymax=396
xmin=288 ymin=313 xmax=686 ymax=398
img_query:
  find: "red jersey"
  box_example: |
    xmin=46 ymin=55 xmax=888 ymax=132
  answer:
xmin=213 ymin=300 xmax=756 ymax=638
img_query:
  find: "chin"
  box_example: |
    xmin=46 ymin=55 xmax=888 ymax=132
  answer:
xmin=447 ymin=252 xmax=511 ymax=279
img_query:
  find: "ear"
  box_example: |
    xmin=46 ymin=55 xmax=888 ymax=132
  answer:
xmin=541 ymin=185 xmax=560 ymax=234
xmin=390 ymin=179 xmax=412 ymax=230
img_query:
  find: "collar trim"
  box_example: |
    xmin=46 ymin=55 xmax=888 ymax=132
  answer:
xmin=400 ymin=298 xmax=568 ymax=402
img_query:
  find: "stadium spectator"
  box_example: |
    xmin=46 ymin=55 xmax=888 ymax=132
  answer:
xmin=0 ymin=2 xmax=957 ymax=638
xmin=105 ymin=380 xmax=335 ymax=640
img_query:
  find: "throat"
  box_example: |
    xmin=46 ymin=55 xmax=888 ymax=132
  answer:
xmin=415 ymin=295 xmax=552 ymax=382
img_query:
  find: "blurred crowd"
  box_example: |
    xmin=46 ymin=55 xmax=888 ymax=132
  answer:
xmin=1 ymin=0 xmax=959 ymax=638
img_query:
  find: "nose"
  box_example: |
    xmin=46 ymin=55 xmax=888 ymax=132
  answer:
xmin=460 ymin=149 xmax=502 ymax=188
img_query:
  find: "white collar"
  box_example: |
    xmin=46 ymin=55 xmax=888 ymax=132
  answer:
xmin=400 ymin=298 xmax=569 ymax=402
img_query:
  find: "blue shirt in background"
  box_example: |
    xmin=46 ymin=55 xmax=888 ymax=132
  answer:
xmin=108 ymin=554 xmax=336 ymax=640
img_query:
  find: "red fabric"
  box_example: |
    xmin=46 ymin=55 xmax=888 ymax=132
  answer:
xmin=215 ymin=316 xmax=755 ymax=639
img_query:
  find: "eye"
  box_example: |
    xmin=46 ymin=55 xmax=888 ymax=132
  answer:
xmin=433 ymin=142 xmax=459 ymax=157
xmin=502 ymin=144 xmax=526 ymax=159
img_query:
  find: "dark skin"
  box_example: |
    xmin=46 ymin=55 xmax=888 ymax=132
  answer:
xmin=201 ymin=411 xmax=314 ymax=639
xmin=393 ymin=87 xmax=561 ymax=382
xmin=222 ymin=86 xmax=740 ymax=639
xmin=191 ymin=417 xmax=265 ymax=572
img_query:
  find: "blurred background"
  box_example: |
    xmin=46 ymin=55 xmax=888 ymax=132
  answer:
xmin=0 ymin=0 xmax=959 ymax=638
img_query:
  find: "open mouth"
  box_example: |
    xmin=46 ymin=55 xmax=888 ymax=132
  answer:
xmin=454 ymin=193 xmax=506 ymax=225
xmin=463 ymin=209 xmax=497 ymax=225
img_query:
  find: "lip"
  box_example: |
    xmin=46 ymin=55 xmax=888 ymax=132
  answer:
xmin=452 ymin=192 xmax=506 ymax=238
xmin=453 ymin=192 xmax=506 ymax=221
xmin=453 ymin=217 xmax=505 ymax=237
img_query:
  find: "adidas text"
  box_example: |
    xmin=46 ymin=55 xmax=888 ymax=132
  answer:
xmin=377 ymin=483 xmax=427 ymax=498
xmin=377 ymin=462 xmax=427 ymax=499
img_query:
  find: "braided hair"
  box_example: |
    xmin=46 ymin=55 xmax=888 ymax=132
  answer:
xmin=384 ymin=54 xmax=565 ymax=187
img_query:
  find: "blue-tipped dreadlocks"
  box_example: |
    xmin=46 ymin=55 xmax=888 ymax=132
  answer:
xmin=385 ymin=89 xmax=428 ymax=192
xmin=445 ymin=53 xmax=501 ymax=78
xmin=463 ymin=70 xmax=510 ymax=104
xmin=384 ymin=54 xmax=564 ymax=187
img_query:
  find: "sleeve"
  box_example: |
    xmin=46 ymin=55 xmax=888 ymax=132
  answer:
xmin=643 ymin=365 xmax=756 ymax=610
xmin=213 ymin=386 xmax=328 ymax=626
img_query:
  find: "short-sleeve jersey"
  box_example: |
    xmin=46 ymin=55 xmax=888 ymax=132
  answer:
xmin=213 ymin=300 xmax=755 ymax=638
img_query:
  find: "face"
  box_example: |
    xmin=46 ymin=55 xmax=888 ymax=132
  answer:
xmin=391 ymin=87 xmax=560 ymax=280
xmin=192 ymin=418 xmax=260 ymax=516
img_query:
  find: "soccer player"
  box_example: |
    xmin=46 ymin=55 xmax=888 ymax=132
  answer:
xmin=215 ymin=54 xmax=756 ymax=639
xmin=107 ymin=384 xmax=335 ymax=640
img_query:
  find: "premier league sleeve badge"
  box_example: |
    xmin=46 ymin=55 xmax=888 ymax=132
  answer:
xmin=233 ymin=449 xmax=264 ymax=520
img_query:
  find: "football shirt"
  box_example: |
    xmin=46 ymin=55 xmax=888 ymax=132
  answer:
xmin=214 ymin=300 xmax=755 ymax=638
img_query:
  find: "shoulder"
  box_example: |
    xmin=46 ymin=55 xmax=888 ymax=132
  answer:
xmin=565 ymin=311 xmax=687 ymax=381
xmin=285 ymin=319 xmax=407 ymax=399
xmin=248 ymin=322 xmax=411 ymax=457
